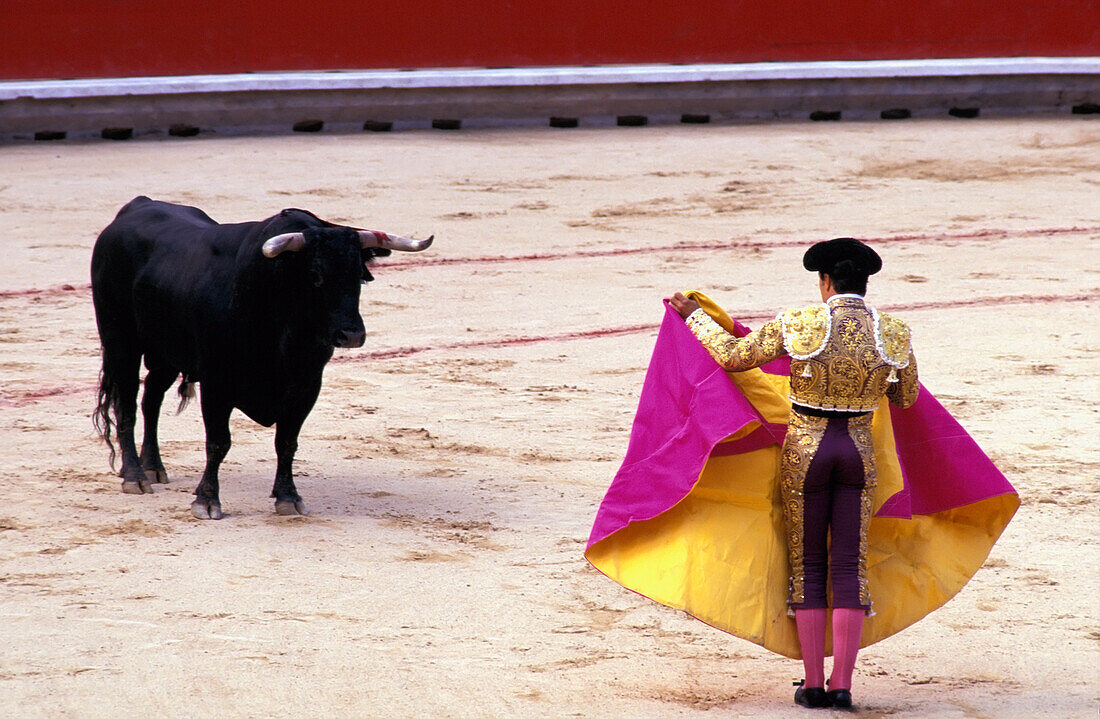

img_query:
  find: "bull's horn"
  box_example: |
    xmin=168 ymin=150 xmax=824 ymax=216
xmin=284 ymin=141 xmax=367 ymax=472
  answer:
xmin=262 ymin=232 xmax=308 ymax=257
xmin=358 ymin=230 xmax=433 ymax=252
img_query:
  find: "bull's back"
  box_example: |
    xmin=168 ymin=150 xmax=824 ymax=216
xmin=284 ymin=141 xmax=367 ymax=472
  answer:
xmin=91 ymin=197 xmax=249 ymax=373
xmin=92 ymin=197 xmax=220 ymax=283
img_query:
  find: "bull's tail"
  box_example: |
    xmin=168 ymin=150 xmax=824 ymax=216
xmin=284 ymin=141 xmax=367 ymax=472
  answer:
xmin=176 ymin=378 xmax=196 ymax=415
xmin=93 ymin=349 xmax=119 ymax=471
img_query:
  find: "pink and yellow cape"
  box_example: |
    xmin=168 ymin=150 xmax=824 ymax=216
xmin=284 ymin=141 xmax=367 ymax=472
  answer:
xmin=585 ymin=294 xmax=1018 ymax=658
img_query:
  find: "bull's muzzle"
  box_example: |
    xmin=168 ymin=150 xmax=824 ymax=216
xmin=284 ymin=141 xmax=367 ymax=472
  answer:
xmin=334 ymin=326 xmax=367 ymax=348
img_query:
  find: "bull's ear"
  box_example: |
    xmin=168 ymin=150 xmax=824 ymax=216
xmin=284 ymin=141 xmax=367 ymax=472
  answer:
xmin=361 ymin=242 xmax=392 ymax=282
xmin=360 ymin=247 xmax=387 ymax=283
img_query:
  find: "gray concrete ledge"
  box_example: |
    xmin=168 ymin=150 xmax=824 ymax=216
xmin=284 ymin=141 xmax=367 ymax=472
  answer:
xmin=2 ymin=58 xmax=1097 ymax=138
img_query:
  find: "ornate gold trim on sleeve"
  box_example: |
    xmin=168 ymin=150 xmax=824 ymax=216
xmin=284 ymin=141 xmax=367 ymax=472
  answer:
xmin=685 ymin=308 xmax=740 ymax=368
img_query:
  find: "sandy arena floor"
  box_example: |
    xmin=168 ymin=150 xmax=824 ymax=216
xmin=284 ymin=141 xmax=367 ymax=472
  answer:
xmin=0 ymin=116 xmax=1097 ymax=718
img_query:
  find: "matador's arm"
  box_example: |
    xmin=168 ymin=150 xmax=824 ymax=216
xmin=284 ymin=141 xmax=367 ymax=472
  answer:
xmin=684 ymin=308 xmax=787 ymax=371
xmin=886 ymin=349 xmax=920 ymax=409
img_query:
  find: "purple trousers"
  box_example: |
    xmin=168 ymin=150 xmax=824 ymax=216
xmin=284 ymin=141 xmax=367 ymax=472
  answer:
xmin=781 ymin=410 xmax=876 ymax=611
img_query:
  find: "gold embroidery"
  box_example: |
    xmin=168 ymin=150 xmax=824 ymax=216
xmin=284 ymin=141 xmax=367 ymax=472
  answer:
xmin=846 ymin=414 xmax=878 ymax=607
xmin=785 ymin=298 xmax=918 ymax=412
xmin=780 ymin=306 xmax=829 ymax=357
xmin=876 ymin=311 xmax=912 ymax=367
xmin=685 ymin=310 xmax=786 ymax=371
xmin=886 ymin=350 xmax=920 ymax=409
xmin=686 ymin=296 xmax=914 ymax=611
xmin=684 ymin=299 xmax=919 ymax=410
xmin=779 ymin=412 xmax=828 ymax=606
xmin=781 ymin=413 xmax=879 ymax=610
xmin=836 ymin=316 xmax=863 ymax=351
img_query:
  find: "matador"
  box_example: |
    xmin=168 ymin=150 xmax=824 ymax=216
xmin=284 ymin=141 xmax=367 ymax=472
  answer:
xmin=671 ymin=237 xmax=918 ymax=710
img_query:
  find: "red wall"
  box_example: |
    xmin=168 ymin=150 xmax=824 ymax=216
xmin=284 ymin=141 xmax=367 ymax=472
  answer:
xmin=2 ymin=1 xmax=1098 ymax=81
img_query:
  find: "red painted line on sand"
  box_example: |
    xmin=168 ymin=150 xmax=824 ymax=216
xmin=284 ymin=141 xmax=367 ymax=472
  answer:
xmin=3 ymin=225 xmax=1097 ymax=299
xmin=882 ymin=291 xmax=1100 ymax=314
xmin=338 ymin=290 xmax=1099 ymax=362
xmin=3 ymin=290 xmax=1095 ymax=407
xmin=0 ymin=283 xmax=89 ymax=299
xmin=331 ymin=322 xmax=666 ymax=361
xmin=0 ymin=384 xmax=95 ymax=407
xmin=377 ymin=225 xmax=1100 ymax=271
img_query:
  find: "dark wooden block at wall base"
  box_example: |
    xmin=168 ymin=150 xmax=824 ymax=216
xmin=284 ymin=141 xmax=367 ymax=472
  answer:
xmin=810 ymin=110 xmax=842 ymax=121
xmin=432 ymin=118 xmax=462 ymax=130
xmin=948 ymin=107 xmax=980 ymax=118
xmin=1072 ymin=103 xmax=1100 ymax=114
xmin=363 ymin=120 xmax=393 ymax=132
xmin=680 ymin=113 xmax=711 ymax=123
xmin=549 ymin=116 xmax=579 ymax=128
xmin=102 ymin=127 xmax=133 ymax=140
xmin=617 ymin=115 xmax=648 ymax=126
xmin=293 ymin=119 xmax=324 ymax=132
xmin=168 ymin=124 xmax=201 ymax=137
xmin=34 ymin=130 xmax=67 ymax=141
xmin=880 ymin=108 xmax=911 ymax=120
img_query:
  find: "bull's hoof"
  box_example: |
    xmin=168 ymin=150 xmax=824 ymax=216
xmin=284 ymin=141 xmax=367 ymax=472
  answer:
xmin=275 ymin=499 xmax=308 ymax=516
xmin=145 ymin=468 xmax=169 ymax=484
xmin=122 ymin=479 xmax=154 ymax=494
xmin=190 ymin=499 xmax=223 ymax=520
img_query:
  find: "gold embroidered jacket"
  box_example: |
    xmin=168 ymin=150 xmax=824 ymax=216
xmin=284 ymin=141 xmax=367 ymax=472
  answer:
xmin=686 ymin=295 xmax=919 ymax=411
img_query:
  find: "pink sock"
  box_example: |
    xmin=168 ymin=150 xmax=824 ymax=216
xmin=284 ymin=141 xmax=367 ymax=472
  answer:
xmin=829 ymin=608 xmax=865 ymax=691
xmin=795 ymin=608 xmax=827 ymax=688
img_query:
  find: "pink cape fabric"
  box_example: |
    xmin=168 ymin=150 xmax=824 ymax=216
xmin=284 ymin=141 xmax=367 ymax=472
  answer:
xmin=587 ymin=303 xmax=1017 ymax=550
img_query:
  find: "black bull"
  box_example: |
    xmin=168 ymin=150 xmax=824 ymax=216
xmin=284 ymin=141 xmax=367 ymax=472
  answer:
xmin=91 ymin=196 xmax=432 ymax=519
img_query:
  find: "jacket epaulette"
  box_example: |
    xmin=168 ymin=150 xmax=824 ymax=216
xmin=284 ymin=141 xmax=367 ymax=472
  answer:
xmin=780 ymin=304 xmax=911 ymax=367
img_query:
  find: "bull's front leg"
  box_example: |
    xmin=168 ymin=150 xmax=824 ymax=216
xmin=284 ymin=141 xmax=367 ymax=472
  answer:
xmin=191 ymin=392 xmax=232 ymax=520
xmin=272 ymin=418 xmax=308 ymax=516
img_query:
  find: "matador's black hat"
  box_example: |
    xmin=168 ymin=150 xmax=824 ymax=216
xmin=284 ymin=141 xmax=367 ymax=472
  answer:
xmin=803 ymin=237 xmax=882 ymax=276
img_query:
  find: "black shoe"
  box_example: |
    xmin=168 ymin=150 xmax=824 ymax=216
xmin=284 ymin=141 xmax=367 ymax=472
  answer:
xmin=793 ymin=680 xmax=833 ymax=708
xmin=827 ymin=688 xmax=853 ymax=709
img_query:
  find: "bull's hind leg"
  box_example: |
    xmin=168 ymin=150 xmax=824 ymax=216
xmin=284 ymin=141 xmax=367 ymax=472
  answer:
xmin=139 ymin=366 xmax=179 ymax=485
xmin=93 ymin=285 xmax=151 ymax=494
xmin=272 ymin=417 xmax=309 ymax=516
xmin=191 ymin=391 xmax=232 ymax=520
xmin=109 ymin=348 xmax=154 ymax=495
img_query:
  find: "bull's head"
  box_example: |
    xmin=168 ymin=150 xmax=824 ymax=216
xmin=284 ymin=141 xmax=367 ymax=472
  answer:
xmin=261 ymin=227 xmax=433 ymax=349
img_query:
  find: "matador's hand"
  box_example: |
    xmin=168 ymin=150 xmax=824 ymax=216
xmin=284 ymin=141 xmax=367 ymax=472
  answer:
xmin=669 ymin=292 xmax=701 ymax=319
